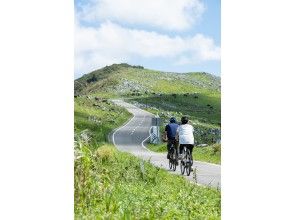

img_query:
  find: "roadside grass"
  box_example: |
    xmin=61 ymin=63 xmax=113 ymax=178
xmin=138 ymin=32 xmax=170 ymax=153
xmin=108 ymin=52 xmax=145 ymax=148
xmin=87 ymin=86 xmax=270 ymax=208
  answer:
xmin=75 ymin=144 xmax=221 ymax=219
xmin=74 ymin=96 xmax=131 ymax=147
xmin=194 ymin=144 xmax=221 ymax=164
xmin=148 ymin=143 xmax=221 ymax=165
xmin=148 ymin=143 xmax=167 ymax=152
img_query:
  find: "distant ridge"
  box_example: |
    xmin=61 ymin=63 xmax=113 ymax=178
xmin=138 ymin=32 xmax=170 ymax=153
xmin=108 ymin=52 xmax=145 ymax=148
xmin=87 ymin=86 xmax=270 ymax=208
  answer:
xmin=74 ymin=63 xmax=220 ymax=96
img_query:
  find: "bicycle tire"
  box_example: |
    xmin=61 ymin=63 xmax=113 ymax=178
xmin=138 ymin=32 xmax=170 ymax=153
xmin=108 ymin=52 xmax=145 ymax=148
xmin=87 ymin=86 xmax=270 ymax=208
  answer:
xmin=180 ymin=148 xmax=186 ymax=175
xmin=172 ymin=149 xmax=177 ymax=171
xmin=172 ymin=161 xmax=176 ymax=171
xmin=180 ymin=161 xmax=185 ymax=174
xmin=169 ymin=160 xmax=172 ymax=169
xmin=186 ymin=163 xmax=191 ymax=176
xmin=186 ymin=149 xmax=192 ymax=176
xmin=168 ymin=147 xmax=174 ymax=170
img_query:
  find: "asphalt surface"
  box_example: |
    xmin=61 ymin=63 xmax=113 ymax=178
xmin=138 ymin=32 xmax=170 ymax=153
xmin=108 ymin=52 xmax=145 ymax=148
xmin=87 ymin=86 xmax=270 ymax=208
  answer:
xmin=111 ymin=99 xmax=221 ymax=188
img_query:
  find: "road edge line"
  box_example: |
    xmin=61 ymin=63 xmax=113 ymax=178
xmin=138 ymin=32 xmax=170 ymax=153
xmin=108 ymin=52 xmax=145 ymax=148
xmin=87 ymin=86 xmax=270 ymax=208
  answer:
xmin=140 ymin=126 xmax=152 ymax=152
xmin=111 ymin=114 xmax=136 ymax=146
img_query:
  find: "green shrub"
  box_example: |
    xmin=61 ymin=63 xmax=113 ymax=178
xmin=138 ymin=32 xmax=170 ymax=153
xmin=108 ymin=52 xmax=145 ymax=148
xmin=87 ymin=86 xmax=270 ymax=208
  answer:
xmin=212 ymin=143 xmax=221 ymax=155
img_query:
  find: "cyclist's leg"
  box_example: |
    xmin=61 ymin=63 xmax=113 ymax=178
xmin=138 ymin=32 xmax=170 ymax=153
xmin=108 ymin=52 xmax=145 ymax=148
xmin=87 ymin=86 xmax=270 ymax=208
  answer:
xmin=187 ymin=144 xmax=193 ymax=153
xmin=166 ymin=141 xmax=170 ymax=152
xmin=179 ymin=144 xmax=183 ymax=154
xmin=179 ymin=144 xmax=185 ymax=159
xmin=188 ymin=144 xmax=194 ymax=164
xmin=167 ymin=140 xmax=172 ymax=159
xmin=175 ymin=140 xmax=179 ymax=158
xmin=177 ymin=144 xmax=181 ymax=160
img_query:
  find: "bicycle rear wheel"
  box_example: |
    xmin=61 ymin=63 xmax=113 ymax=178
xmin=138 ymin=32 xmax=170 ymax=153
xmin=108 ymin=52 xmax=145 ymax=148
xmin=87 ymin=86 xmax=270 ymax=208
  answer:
xmin=180 ymin=161 xmax=185 ymax=174
xmin=172 ymin=150 xmax=177 ymax=171
xmin=172 ymin=161 xmax=176 ymax=171
xmin=169 ymin=159 xmax=172 ymax=170
xmin=180 ymin=149 xmax=186 ymax=175
xmin=186 ymin=150 xmax=192 ymax=176
xmin=168 ymin=148 xmax=174 ymax=170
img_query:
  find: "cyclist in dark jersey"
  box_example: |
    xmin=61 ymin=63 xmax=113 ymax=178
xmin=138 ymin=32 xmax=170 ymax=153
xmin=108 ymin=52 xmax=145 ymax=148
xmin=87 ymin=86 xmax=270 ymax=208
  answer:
xmin=163 ymin=117 xmax=179 ymax=159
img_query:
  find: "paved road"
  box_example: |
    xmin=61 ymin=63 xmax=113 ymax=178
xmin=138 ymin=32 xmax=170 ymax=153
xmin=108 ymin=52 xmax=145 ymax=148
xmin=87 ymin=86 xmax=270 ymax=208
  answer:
xmin=111 ymin=99 xmax=221 ymax=188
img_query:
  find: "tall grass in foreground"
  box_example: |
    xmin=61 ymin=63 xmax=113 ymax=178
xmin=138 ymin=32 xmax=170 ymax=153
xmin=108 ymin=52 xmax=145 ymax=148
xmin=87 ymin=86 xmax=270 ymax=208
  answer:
xmin=75 ymin=141 xmax=221 ymax=219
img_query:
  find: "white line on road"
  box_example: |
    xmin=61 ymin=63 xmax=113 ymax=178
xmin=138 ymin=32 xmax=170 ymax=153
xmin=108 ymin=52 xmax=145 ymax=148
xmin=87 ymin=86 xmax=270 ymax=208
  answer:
xmin=141 ymin=135 xmax=151 ymax=152
xmin=129 ymin=115 xmax=146 ymax=135
xmin=112 ymin=114 xmax=135 ymax=145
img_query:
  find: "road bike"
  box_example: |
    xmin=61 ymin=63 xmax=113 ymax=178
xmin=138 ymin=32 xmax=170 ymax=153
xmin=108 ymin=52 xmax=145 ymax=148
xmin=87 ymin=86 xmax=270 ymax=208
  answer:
xmin=180 ymin=146 xmax=192 ymax=176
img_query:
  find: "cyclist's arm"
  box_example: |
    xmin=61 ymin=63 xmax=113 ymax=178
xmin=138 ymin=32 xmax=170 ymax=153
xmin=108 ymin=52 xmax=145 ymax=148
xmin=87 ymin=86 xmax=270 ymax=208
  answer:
xmin=163 ymin=131 xmax=168 ymax=141
xmin=163 ymin=125 xmax=168 ymax=141
xmin=175 ymin=130 xmax=179 ymax=141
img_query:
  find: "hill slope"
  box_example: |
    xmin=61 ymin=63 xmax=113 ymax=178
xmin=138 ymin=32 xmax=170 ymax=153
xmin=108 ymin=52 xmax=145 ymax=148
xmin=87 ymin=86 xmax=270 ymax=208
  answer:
xmin=75 ymin=63 xmax=221 ymax=145
xmin=75 ymin=63 xmax=220 ymax=95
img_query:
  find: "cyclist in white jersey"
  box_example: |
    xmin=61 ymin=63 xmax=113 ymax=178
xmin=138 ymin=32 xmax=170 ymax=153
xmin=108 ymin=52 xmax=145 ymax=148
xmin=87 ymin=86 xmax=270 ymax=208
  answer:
xmin=176 ymin=116 xmax=195 ymax=159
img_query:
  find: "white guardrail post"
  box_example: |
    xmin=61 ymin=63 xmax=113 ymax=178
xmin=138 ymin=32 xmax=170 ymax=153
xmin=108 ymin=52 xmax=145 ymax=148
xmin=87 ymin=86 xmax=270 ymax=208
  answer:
xmin=150 ymin=115 xmax=161 ymax=144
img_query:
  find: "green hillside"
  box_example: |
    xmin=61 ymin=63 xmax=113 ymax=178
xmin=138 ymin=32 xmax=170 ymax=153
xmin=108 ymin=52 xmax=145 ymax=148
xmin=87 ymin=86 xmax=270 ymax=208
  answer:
xmin=75 ymin=63 xmax=220 ymax=96
xmin=75 ymin=63 xmax=221 ymax=145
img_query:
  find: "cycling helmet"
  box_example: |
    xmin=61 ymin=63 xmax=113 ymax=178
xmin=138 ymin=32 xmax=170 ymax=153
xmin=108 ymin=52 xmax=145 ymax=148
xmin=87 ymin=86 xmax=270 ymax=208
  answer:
xmin=169 ymin=117 xmax=176 ymax=123
xmin=181 ymin=116 xmax=189 ymax=124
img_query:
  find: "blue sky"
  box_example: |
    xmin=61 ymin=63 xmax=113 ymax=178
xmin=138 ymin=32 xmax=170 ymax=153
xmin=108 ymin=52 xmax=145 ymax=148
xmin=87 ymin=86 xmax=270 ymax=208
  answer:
xmin=75 ymin=0 xmax=220 ymax=78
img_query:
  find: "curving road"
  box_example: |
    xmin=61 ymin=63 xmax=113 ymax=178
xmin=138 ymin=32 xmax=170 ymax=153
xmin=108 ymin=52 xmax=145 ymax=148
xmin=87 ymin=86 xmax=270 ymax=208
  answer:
xmin=111 ymin=99 xmax=221 ymax=188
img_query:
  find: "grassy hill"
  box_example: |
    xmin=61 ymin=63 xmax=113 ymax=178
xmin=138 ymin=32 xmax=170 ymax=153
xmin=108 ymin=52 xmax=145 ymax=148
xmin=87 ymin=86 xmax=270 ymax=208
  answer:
xmin=75 ymin=63 xmax=221 ymax=145
xmin=74 ymin=64 xmax=221 ymax=218
xmin=75 ymin=63 xmax=220 ymax=97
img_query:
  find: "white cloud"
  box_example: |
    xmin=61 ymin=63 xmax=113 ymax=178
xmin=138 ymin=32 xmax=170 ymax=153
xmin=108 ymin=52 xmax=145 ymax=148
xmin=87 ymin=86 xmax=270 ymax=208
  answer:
xmin=77 ymin=0 xmax=205 ymax=31
xmin=75 ymin=22 xmax=220 ymax=76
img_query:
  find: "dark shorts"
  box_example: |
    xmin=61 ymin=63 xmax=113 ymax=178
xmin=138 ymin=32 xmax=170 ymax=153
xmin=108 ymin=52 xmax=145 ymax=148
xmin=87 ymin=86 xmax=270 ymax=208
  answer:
xmin=167 ymin=139 xmax=178 ymax=153
xmin=179 ymin=144 xmax=194 ymax=154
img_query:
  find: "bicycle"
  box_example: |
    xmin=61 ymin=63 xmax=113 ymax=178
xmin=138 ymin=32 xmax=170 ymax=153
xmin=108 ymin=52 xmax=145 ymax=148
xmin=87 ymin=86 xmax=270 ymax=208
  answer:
xmin=168 ymin=142 xmax=178 ymax=171
xmin=180 ymin=146 xmax=192 ymax=176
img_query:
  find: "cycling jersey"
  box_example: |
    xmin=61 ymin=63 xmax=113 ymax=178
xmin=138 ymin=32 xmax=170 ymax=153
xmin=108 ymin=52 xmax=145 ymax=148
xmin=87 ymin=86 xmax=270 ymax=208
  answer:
xmin=177 ymin=124 xmax=194 ymax=144
xmin=165 ymin=123 xmax=179 ymax=140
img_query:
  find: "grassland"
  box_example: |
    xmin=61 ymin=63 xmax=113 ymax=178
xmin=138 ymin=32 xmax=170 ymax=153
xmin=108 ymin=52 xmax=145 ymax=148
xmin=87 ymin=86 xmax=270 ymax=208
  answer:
xmin=74 ymin=64 xmax=221 ymax=218
xmin=74 ymin=95 xmax=221 ymax=219
xmin=74 ymin=96 xmax=131 ymax=147
xmin=75 ymin=144 xmax=221 ymax=219
xmin=132 ymin=92 xmax=220 ymax=125
xmin=75 ymin=64 xmax=220 ymax=97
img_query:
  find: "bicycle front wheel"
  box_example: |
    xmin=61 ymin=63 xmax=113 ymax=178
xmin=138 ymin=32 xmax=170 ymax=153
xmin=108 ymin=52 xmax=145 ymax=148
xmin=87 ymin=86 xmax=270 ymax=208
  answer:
xmin=180 ymin=151 xmax=186 ymax=175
